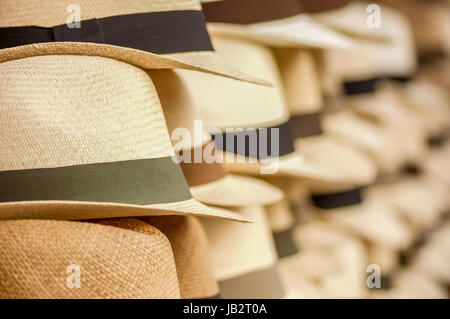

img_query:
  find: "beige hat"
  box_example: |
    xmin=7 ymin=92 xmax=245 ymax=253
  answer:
xmin=0 ymin=0 xmax=267 ymax=85
xmin=378 ymin=0 xmax=450 ymax=58
xmin=201 ymin=0 xmax=353 ymax=49
xmin=0 ymin=55 xmax=250 ymax=223
xmin=149 ymin=69 xmax=284 ymax=207
xmin=0 ymin=219 xmax=180 ymax=298
xmin=273 ymin=48 xmax=378 ymax=192
xmin=178 ymin=35 xmax=376 ymax=188
xmin=313 ymin=1 xmax=399 ymax=41
xmin=291 ymin=221 xmax=369 ymax=298
xmin=202 ymin=205 xmax=285 ymax=299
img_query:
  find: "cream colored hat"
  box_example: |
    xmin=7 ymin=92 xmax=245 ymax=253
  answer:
xmin=313 ymin=1 xmax=399 ymax=41
xmin=0 ymin=219 xmax=180 ymax=298
xmin=273 ymin=48 xmax=378 ymax=192
xmin=291 ymin=221 xmax=369 ymax=298
xmin=201 ymin=0 xmax=353 ymax=49
xmin=0 ymin=0 xmax=267 ymax=85
xmin=149 ymin=69 xmax=283 ymax=207
xmin=178 ymin=35 xmax=376 ymax=187
xmin=0 ymin=55 xmax=250 ymax=223
xmin=202 ymin=206 xmax=285 ymax=299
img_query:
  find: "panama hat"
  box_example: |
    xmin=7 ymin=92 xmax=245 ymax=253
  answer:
xmin=142 ymin=216 xmax=219 ymax=299
xmin=0 ymin=55 xmax=250 ymax=223
xmin=378 ymin=0 xmax=450 ymax=58
xmin=0 ymin=0 xmax=268 ymax=85
xmin=0 ymin=219 xmax=180 ymax=298
xmin=367 ymin=177 xmax=445 ymax=235
xmin=312 ymin=1 xmax=399 ymax=41
xmin=149 ymin=69 xmax=283 ymax=207
xmin=178 ymin=35 xmax=376 ymax=186
xmin=272 ymin=47 xmax=378 ymax=192
xmin=201 ymin=206 xmax=285 ymax=299
xmin=291 ymin=221 xmax=369 ymax=298
xmin=201 ymin=0 xmax=353 ymax=49
xmin=323 ymin=107 xmax=405 ymax=174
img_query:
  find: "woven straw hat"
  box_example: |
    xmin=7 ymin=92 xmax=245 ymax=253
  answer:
xmin=149 ymin=69 xmax=283 ymax=207
xmin=177 ymin=35 xmax=376 ymax=187
xmin=0 ymin=55 xmax=250 ymax=223
xmin=0 ymin=0 xmax=267 ymax=85
xmin=202 ymin=205 xmax=285 ymax=299
xmin=273 ymin=48 xmax=377 ymax=192
xmin=96 ymin=216 xmax=219 ymax=299
xmin=0 ymin=219 xmax=180 ymax=298
xmin=201 ymin=0 xmax=353 ymax=49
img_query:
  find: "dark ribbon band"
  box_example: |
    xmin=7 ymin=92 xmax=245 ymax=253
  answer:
xmin=212 ymin=121 xmax=295 ymax=160
xmin=0 ymin=157 xmax=192 ymax=205
xmin=219 ymin=266 xmax=284 ymax=299
xmin=178 ymin=143 xmax=228 ymax=187
xmin=289 ymin=112 xmax=324 ymax=139
xmin=202 ymin=0 xmax=350 ymax=24
xmin=0 ymin=11 xmax=213 ymax=54
xmin=311 ymin=188 xmax=364 ymax=209
xmin=343 ymin=78 xmax=378 ymax=95
xmin=273 ymin=229 xmax=299 ymax=259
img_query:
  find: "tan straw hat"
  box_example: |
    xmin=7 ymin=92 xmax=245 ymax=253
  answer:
xmin=202 ymin=206 xmax=285 ymax=299
xmin=149 ymin=69 xmax=284 ymax=207
xmin=201 ymin=0 xmax=353 ymax=49
xmin=178 ymin=35 xmax=376 ymax=187
xmin=0 ymin=0 xmax=267 ymax=85
xmin=97 ymin=216 xmax=219 ymax=299
xmin=0 ymin=55 xmax=250 ymax=223
xmin=0 ymin=219 xmax=180 ymax=298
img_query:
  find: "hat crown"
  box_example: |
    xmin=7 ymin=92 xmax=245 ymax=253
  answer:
xmin=0 ymin=0 xmax=201 ymax=27
xmin=0 ymin=55 xmax=173 ymax=171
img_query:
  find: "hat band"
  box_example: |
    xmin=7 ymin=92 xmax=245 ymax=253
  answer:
xmin=0 ymin=11 xmax=213 ymax=54
xmin=219 ymin=265 xmax=284 ymax=299
xmin=343 ymin=78 xmax=378 ymax=95
xmin=212 ymin=121 xmax=295 ymax=160
xmin=311 ymin=187 xmax=364 ymax=209
xmin=273 ymin=228 xmax=299 ymax=259
xmin=179 ymin=143 xmax=228 ymax=187
xmin=0 ymin=157 xmax=192 ymax=205
xmin=202 ymin=0 xmax=350 ymax=25
xmin=289 ymin=112 xmax=324 ymax=139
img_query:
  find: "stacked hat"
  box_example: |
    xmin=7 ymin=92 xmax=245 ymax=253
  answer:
xmin=0 ymin=0 xmax=448 ymax=300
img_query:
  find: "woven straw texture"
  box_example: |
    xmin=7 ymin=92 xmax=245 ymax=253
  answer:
xmin=0 ymin=219 xmax=180 ymax=299
xmin=0 ymin=55 xmax=172 ymax=171
xmin=141 ymin=216 xmax=219 ymax=299
xmin=0 ymin=0 xmax=200 ymax=27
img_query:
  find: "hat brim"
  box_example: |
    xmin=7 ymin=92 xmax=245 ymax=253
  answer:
xmin=0 ymin=198 xmax=251 ymax=223
xmin=207 ymin=15 xmax=353 ymax=49
xmin=0 ymin=42 xmax=270 ymax=86
xmin=222 ymin=139 xmax=376 ymax=191
xmin=190 ymin=174 xmax=284 ymax=207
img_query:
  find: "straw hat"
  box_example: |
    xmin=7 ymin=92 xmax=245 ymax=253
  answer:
xmin=202 ymin=205 xmax=284 ymax=299
xmin=0 ymin=0 xmax=267 ymax=85
xmin=178 ymin=35 xmax=376 ymax=187
xmin=273 ymin=48 xmax=378 ymax=192
xmin=291 ymin=221 xmax=369 ymax=298
xmin=201 ymin=0 xmax=353 ymax=49
xmin=0 ymin=55 xmax=250 ymax=223
xmin=0 ymin=219 xmax=180 ymax=298
xmin=140 ymin=216 xmax=219 ymax=299
xmin=378 ymin=0 xmax=450 ymax=58
xmin=149 ymin=69 xmax=283 ymax=207
xmin=313 ymin=1 xmax=400 ymax=41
